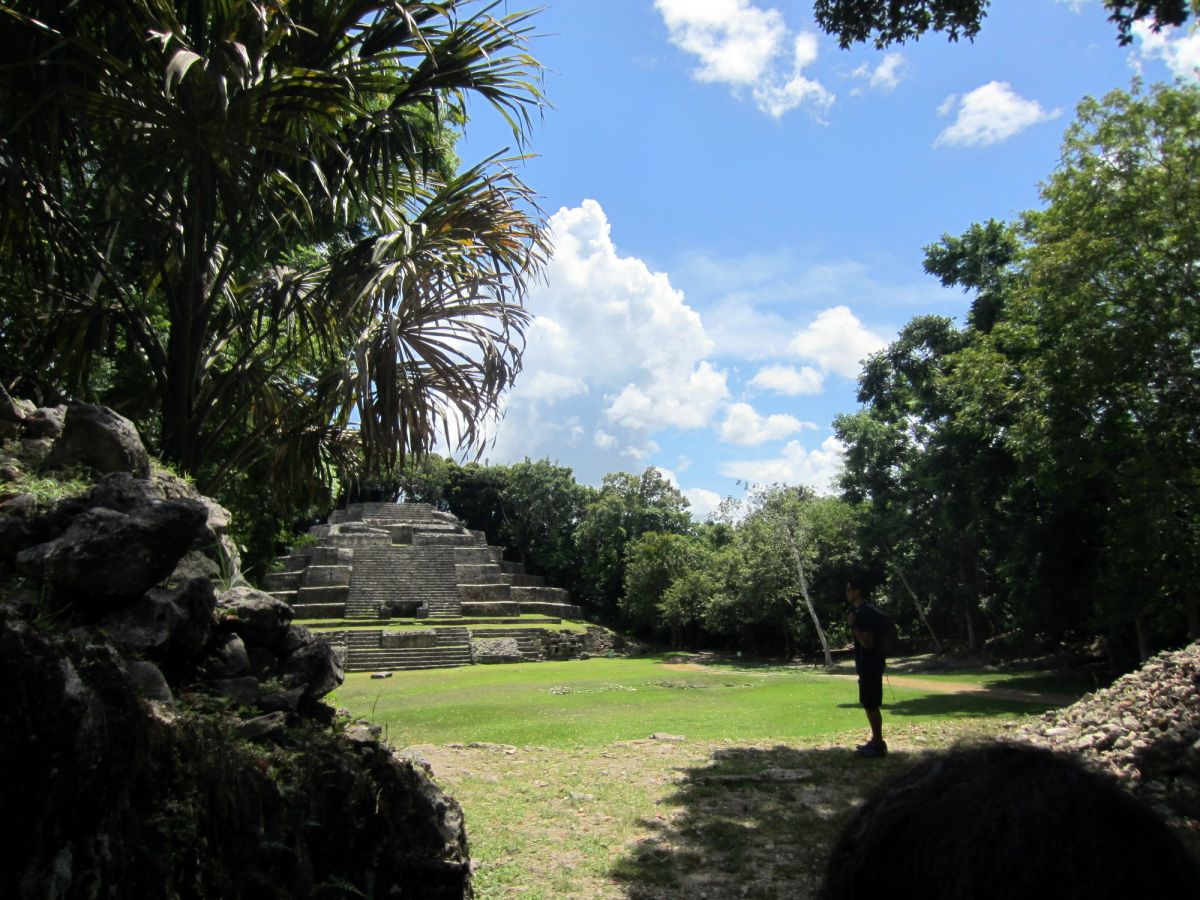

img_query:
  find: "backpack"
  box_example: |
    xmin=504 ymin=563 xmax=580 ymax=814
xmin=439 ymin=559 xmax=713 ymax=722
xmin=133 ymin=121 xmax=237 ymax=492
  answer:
xmin=864 ymin=604 xmax=899 ymax=659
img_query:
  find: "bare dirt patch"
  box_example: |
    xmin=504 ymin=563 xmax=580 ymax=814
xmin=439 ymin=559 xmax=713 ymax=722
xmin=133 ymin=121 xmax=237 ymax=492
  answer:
xmin=409 ymin=718 xmax=1019 ymax=899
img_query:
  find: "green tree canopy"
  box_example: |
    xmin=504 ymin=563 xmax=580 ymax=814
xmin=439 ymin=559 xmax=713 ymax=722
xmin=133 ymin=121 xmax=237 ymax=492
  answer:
xmin=0 ymin=0 xmax=548 ymax=511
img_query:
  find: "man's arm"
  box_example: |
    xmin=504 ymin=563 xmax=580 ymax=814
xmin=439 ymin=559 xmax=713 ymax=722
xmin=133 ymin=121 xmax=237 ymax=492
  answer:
xmin=849 ymin=610 xmax=875 ymax=648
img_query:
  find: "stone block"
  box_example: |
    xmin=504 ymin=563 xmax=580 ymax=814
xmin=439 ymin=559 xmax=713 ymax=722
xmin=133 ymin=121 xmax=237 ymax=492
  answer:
xmin=296 ymin=585 xmax=349 ymax=604
xmin=264 ymin=570 xmax=303 ymax=591
xmin=459 ymin=583 xmax=510 ymax=602
xmin=302 ymin=565 xmax=352 ymax=588
xmin=471 ymin=637 xmax=523 ymax=664
xmin=460 ymin=601 xmax=520 ymax=617
xmin=381 ymin=630 xmax=438 ymax=649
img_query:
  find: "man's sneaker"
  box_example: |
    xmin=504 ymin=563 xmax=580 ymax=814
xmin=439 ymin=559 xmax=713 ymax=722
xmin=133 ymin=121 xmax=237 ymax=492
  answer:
xmin=856 ymin=740 xmax=888 ymax=758
xmin=855 ymin=740 xmax=875 ymax=753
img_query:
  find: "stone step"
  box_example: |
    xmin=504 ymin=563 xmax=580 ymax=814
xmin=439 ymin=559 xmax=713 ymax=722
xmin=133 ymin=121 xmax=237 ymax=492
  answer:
xmin=302 ymin=565 xmax=352 ymax=588
xmin=264 ymin=570 xmax=302 ymax=591
xmin=296 ymin=585 xmax=350 ymax=604
xmin=273 ymin=554 xmax=309 ymax=573
xmin=310 ymin=546 xmax=354 ymax=567
xmin=413 ymin=532 xmax=483 ymax=547
xmin=505 ymin=573 xmax=545 ymax=588
xmin=510 ymin=585 xmax=570 ymax=604
xmin=500 ymin=560 xmax=526 ymax=575
xmin=459 ymin=583 xmax=512 ymax=602
xmin=269 ymin=590 xmax=297 ymax=605
xmin=460 ymin=600 xmax=521 ymax=617
xmin=455 ymin=547 xmax=502 ymax=565
xmin=344 ymin=646 xmax=472 ymax=672
xmin=327 ymin=533 xmax=391 ymax=548
xmin=455 ymin=564 xmax=507 ymax=583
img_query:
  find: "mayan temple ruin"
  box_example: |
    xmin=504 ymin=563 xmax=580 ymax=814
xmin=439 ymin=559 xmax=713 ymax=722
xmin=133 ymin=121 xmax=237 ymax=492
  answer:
xmin=264 ymin=502 xmax=611 ymax=672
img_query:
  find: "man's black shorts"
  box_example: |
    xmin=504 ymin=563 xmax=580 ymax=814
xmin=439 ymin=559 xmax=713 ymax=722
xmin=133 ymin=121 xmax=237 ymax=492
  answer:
xmin=858 ymin=671 xmax=883 ymax=710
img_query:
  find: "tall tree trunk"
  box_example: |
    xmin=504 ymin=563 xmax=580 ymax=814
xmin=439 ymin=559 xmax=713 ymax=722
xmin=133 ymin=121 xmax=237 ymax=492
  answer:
xmin=964 ymin=602 xmax=977 ymax=652
xmin=779 ymin=521 xmax=833 ymax=667
xmin=891 ymin=564 xmax=943 ymax=653
xmin=1135 ymin=617 xmax=1150 ymax=662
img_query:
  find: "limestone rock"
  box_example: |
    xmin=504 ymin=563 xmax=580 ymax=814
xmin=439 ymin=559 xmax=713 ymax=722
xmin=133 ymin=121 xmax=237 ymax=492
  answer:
xmin=21 ymin=404 xmax=66 ymax=439
xmin=0 ymin=492 xmax=37 ymax=519
xmin=215 ymin=585 xmax=294 ymax=649
xmin=17 ymin=500 xmax=208 ymax=611
xmin=126 ymin=660 xmax=175 ymax=706
xmin=1013 ymin=641 xmax=1200 ymax=834
xmin=47 ymin=402 xmax=150 ymax=477
xmin=199 ymin=631 xmax=252 ymax=680
xmin=99 ymin=578 xmax=215 ymax=680
xmin=282 ymin=636 xmax=344 ymax=701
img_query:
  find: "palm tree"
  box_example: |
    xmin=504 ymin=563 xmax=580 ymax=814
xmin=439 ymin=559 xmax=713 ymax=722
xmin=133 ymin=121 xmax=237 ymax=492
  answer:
xmin=0 ymin=0 xmax=548 ymax=500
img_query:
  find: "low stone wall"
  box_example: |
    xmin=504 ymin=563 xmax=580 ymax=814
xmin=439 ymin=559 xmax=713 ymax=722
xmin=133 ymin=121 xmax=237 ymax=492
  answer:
xmin=381 ymin=629 xmax=437 ymax=649
xmin=460 ymin=600 xmax=521 ymax=617
xmin=471 ymin=637 xmax=523 ymax=664
xmin=542 ymin=631 xmax=588 ymax=660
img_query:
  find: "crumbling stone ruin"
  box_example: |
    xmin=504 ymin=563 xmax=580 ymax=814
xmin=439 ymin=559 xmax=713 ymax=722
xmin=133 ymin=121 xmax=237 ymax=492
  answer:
xmin=1014 ymin=640 xmax=1200 ymax=846
xmin=0 ymin=395 xmax=473 ymax=898
xmin=266 ymin=502 xmax=618 ymax=671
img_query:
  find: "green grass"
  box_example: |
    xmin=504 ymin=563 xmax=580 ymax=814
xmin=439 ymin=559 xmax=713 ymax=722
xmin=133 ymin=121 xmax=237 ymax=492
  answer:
xmin=331 ymin=656 xmax=1055 ymax=750
xmin=333 ymin=657 xmax=1064 ymax=898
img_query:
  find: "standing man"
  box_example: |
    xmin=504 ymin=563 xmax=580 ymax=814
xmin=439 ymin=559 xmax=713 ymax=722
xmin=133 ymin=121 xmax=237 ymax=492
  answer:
xmin=847 ymin=576 xmax=886 ymax=757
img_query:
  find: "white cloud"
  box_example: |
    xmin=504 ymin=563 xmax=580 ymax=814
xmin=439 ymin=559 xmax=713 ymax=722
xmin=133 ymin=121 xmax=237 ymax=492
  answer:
xmin=788 ymin=306 xmax=887 ymax=379
xmin=1132 ymin=20 xmax=1200 ymax=80
xmin=721 ymin=436 xmax=846 ymax=494
xmin=749 ymin=364 xmax=825 ymax=395
xmin=606 ymin=361 xmax=728 ymax=430
xmin=850 ymin=52 xmax=908 ymax=95
xmin=622 ymin=439 xmax=661 ymax=461
xmin=489 ymin=199 xmax=728 ymax=465
xmin=655 ymin=0 xmax=833 ymax=118
xmin=718 ymin=402 xmax=806 ymax=445
xmin=593 ymin=430 xmax=617 ymax=450
xmin=683 ymin=487 xmax=724 ymax=521
xmin=934 ymin=82 xmax=1061 ymax=148
xmin=936 ymin=93 xmax=958 ymax=117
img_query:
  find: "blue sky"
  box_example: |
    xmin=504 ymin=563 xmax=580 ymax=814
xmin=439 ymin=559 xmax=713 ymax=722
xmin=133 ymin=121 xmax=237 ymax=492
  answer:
xmin=458 ymin=0 xmax=1200 ymax=519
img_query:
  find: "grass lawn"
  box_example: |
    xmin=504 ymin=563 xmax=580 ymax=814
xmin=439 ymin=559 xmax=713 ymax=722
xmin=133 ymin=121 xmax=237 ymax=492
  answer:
xmin=332 ymin=657 xmax=1067 ymax=898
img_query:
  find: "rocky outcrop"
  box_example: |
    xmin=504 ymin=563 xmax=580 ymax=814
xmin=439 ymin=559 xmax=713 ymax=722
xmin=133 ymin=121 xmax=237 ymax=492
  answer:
xmin=0 ymin=608 xmax=471 ymax=898
xmin=48 ymin=402 xmax=151 ymax=478
xmin=0 ymin=399 xmax=473 ymax=898
xmin=1014 ymin=641 xmax=1200 ymax=838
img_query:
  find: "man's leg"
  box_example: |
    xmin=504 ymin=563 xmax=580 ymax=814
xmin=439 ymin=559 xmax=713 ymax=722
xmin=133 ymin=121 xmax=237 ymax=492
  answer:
xmin=857 ymin=673 xmax=886 ymax=755
xmin=865 ymin=705 xmax=883 ymax=744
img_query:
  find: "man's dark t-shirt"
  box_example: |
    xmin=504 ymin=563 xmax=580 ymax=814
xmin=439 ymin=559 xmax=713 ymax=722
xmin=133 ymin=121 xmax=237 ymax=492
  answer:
xmin=853 ymin=604 xmax=886 ymax=676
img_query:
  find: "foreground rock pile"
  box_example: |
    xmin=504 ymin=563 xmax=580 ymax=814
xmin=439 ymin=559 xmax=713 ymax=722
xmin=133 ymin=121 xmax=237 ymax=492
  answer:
xmin=0 ymin=396 xmax=472 ymax=898
xmin=1014 ymin=641 xmax=1200 ymax=838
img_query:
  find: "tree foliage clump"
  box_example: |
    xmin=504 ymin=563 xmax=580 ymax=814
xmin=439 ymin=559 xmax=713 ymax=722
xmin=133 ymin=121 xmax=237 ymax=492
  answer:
xmin=0 ymin=0 xmax=549 ymax=560
xmin=812 ymin=0 xmax=1195 ymax=48
xmin=837 ymin=83 xmax=1200 ymax=663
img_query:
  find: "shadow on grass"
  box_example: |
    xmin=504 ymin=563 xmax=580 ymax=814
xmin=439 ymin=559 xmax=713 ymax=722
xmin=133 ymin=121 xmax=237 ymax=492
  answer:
xmin=609 ymin=744 xmax=922 ymax=900
xmin=879 ymin=693 xmax=1059 ymax=717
